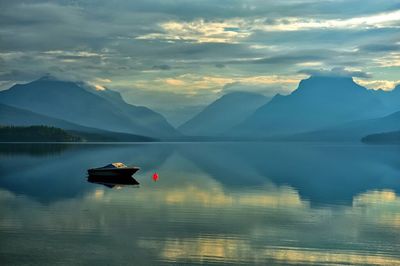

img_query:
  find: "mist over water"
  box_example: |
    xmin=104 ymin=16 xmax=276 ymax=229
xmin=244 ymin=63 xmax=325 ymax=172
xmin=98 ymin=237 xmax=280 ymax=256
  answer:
xmin=1 ymin=143 xmax=400 ymax=265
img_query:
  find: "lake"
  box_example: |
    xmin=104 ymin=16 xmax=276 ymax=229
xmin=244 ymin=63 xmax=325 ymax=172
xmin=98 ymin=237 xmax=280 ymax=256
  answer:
xmin=1 ymin=142 xmax=400 ymax=265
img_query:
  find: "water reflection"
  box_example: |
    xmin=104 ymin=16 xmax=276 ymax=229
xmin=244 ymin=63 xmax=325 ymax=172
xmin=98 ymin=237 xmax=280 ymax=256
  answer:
xmin=0 ymin=143 xmax=72 ymax=157
xmin=87 ymin=175 xmax=140 ymax=189
xmin=0 ymin=143 xmax=400 ymax=265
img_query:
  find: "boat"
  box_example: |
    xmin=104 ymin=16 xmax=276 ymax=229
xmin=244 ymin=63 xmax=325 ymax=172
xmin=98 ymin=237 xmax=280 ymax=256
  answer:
xmin=87 ymin=162 xmax=140 ymax=177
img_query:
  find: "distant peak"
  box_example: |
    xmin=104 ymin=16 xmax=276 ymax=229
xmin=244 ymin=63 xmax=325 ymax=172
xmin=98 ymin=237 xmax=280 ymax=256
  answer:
xmin=37 ymin=74 xmax=59 ymax=81
xmin=307 ymin=75 xmax=354 ymax=81
xmin=291 ymin=75 xmax=362 ymax=96
xmin=224 ymin=91 xmax=261 ymax=97
xmin=300 ymin=75 xmax=356 ymax=87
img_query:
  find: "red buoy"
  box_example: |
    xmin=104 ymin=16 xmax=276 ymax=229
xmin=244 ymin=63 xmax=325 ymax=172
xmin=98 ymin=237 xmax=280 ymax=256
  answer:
xmin=153 ymin=172 xmax=159 ymax=182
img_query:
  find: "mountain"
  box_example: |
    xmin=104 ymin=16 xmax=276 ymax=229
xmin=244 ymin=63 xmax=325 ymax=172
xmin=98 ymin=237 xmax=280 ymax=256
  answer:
xmin=91 ymin=87 xmax=179 ymax=137
xmin=0 ymin=103 xmax=155 ymax=141
xmin=286 ymin=110 xmax=400 ymax=142
xmin=373 ymin=84 xmax=400 ymax=113
xmin=233 ymin=76 xmax=389 ymax=137
xmin=179 ymin=92 xmax=270 ymax=136
xmin=0 ymin=76 xmax=178 ymax=138
xmin=362 ymin=131 xmax=400 ymax=144
xmin=0 ymin=102 xmax=88 ymax=130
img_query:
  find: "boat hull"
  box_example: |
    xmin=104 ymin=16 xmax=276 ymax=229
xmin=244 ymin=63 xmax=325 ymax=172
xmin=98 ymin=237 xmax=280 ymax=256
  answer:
xmin=87 ymin=168 xmax=139 ymax=177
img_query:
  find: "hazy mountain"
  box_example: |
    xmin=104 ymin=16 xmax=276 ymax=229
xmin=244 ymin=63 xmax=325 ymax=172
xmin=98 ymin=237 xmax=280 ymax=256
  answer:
xmin=179 ymin=92 xmax=270 ymax=136
xmin=362 ymin=130 xmax=400 ymax=144
xmin=233 ymin=76 xmax=389 ymax=137
xmin=0 ymin=103 xmax=155 ymax=141
xmin=373 ymin=84 xmax=400 ymax=112
xmin=285 ymin=110 xmax=400 ymax=142
xmin=0 ymin=103 xmax=89 ymax=130
xmin=91 ymin=87 xmax=179 ymax=137
xmin=0 ymin=76 xmax=178 ymax=138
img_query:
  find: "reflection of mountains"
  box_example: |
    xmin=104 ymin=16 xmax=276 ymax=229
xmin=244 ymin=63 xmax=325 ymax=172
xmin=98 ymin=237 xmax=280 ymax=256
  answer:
xmin=178 ymin=143 xmax=400 ymax=205
xmin=1 ymin=143 xmax=400 ymax=205
xmin=87 ymin=175 xmax=140 ymax=188
xmin=0 ymin=144 xmax=173 ymax=203
xmin=0 ymin=143 xmax=73 ymax=157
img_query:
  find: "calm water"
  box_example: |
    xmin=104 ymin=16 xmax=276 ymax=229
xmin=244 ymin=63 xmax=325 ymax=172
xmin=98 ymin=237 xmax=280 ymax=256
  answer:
xmin=1 ymin=142 xmax=400 ymax=265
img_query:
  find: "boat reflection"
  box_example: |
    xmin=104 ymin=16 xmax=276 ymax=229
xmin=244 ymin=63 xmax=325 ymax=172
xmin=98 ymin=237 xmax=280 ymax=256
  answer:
xmin=87 ymin=175 xmax=140 ymax=189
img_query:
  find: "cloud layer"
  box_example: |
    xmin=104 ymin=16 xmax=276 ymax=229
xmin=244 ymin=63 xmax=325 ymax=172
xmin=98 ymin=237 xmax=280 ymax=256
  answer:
xmin=0 ymin=0 xmax=399 ymax=123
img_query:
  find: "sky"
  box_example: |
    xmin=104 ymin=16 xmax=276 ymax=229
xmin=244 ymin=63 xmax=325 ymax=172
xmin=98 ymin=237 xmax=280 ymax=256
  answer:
xmin=0 ymin=0 xmax=400 ymax=125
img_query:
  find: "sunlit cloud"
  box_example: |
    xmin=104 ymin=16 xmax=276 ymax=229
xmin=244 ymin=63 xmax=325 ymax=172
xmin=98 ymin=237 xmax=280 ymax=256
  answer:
xmin=42 ymin=50 xmax=103 ymax=58
xmin=95 ymin=78 xmax=112 ymax=83
xmin=296 ymin=61 xmax=324 ymax=67
xmin=164 ymin=78 xmax=185 ymax=86
xmin=136 ymin=19 xmax=251 ymax=43
xmin=87 ymin=81 xmax=107 ymax=91
xmin=137 ymin=9 xmax=400 ymax=45
xmin=354 ymin=78 xmax=400 ymax=90
xmin=372 ymin=53 xmax=400 ymax=67
xmin=133 ymin=74 xmax=302 ymax=95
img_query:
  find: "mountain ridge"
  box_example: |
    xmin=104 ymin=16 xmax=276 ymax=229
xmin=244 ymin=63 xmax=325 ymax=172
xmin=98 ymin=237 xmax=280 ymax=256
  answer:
xmin=0 ymin=103 xmax=155 ymax=142
xmin=179 ymin=91 xmax=270 ymax=136
xmin=231 ymin=76 xmax=395 ymax=137
xmin=0 ymin=77 xmax=178 ymax=138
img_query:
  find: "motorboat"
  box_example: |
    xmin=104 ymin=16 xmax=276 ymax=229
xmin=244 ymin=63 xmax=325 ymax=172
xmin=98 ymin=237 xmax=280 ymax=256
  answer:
xmin=87 ymin=162 xmax=139 ymax=177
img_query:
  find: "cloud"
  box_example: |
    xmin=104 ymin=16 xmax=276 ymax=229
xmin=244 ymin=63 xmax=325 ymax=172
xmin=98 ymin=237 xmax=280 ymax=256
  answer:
xmin=0 ymin=0 xmax=399 ymax=122
xmin=222 ymin=82 xmax=292 ymax=97
xmin=250 ymin=9 xmax=400 ymax=32
xmin=358 ymin=43 xmax=400 ymax=52
xmin=136 ymin=19 xmax=251 ymax=43
xmin=354 ymin=78 xmax=400 ymax=90
xmin=152 ymin=64 xmax=172 ymax=70
xmin=298 ymin=67 xmax=372 ymax=78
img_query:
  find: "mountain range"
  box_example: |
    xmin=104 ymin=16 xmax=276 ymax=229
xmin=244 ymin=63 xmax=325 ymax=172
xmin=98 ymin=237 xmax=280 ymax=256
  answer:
xmin=285 ymin=110 xmax=400 ymax=142
xmin=362 ymin=130 xmax=400 ymax=144
xmin=1 ymin=75 xmax=399 ymax=142
xmin=0 ymin=76 xmax=178 ymax=139
xmin=232 ymin=76 xmax=400 ymax=138
xmin=179 ymin=92 xmax=270 ymax=136
xmin=0 ymin=103 xmax=155 ymax=141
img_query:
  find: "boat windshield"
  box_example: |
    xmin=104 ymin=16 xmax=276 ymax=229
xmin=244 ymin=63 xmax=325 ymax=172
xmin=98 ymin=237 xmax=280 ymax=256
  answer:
xmin=102 ymin=163 xmax=127 ymax=169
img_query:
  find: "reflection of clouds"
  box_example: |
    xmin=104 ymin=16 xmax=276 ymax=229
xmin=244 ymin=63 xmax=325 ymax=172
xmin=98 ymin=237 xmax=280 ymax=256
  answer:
xmin=163 ymin=185 xmax=304 ymax=208
xmin=158 ymin=237 xmax=250 ymax=263
xmin=93 ymin=189 xmax=105 ymax=200
xmin=353 ymin=189 xmax=396 ymax=206
xmin=0 ymin=189 xmax=15 ymax=200
xmin=353 ymin=190 xmax=400 ymax=229
xmin=262 ymin=248 xmax=400 ymax=265
xmin=1 ymin=185 xmax=400 ymax=265
xmin=141 ymin=237 xmax=400 ymax=265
